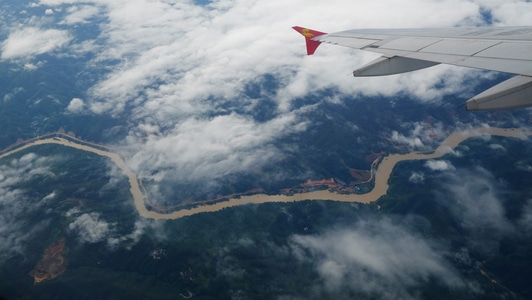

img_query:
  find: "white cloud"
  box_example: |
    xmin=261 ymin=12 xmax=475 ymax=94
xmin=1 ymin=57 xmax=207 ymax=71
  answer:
xmin=65 ymin=207 xmax=81 ymax=217
xmin=490 ymin=2 xmax=532 ymax=26
xmin=392 ymin=130 xmax=425 ymax=149
xmin=42 ymin=191 xmax=57 ymax=201
xmin=439 ymin=167 xmax=513 ymax=252
xmin=67 ymin=207 xmax=157 ymax=249
xmin=27 ymin=0 xmax=532 ymax=198
xmin=438 ymin=145 xmax=464 ymax=157
xmin=291 ymin=218 xmax=467 ymax=299
xmin=489 ymin=143 xmax=506 ymax=151
xmin=60 ymin=5 xmax=100 ymax=24
xmin=1 ymin=27 xmax=72 ymax=60
xmin=391 ymin=121 xmax=454 ymax=151
xmin=520 ymin=199 xmax=532 ymax=232
xmin=106 ymin=219 xmax=150 ymax=250
xmin=69 ymin=212 xmax=113 ymax=244
xmin=3 ymin=87 xmax=24 ymax=102
xmin=409 ymin=171 xmax=425 ymax=183
xmin=425 ymin=160 xmax=454 ymax=171
xmin=128 ymin=112 xmax=307 ymax=185
xmin=44 ymin=8 xmax=54 ymax=15
xmin=66 ymin=97 xmax=85 ymax=113
xmin=37 ymin=0 xmax=521 ymax=117
xmin=23 ymin=63 xmax=38 ymax=70
xmin=0 ymin=153 xmax=57 ymax=263
xmin=446 ymin=167 xmax=511 ymax=232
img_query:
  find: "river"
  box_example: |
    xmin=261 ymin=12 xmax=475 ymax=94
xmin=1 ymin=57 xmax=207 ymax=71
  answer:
xmin=0 ymin=127 xmax=530 ymax=220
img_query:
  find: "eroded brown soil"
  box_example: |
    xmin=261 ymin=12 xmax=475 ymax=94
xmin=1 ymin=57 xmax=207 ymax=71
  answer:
xmin=29 ymin=238 xmax=68 ymax=283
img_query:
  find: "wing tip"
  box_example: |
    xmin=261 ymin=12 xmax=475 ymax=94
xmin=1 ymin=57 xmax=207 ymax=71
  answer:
xmin=292 ymin=26 xmax=327 ymax=55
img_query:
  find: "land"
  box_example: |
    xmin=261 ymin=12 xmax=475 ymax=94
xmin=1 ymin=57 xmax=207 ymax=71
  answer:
xmin=1 ymin=14 xmax=530 ymax=298
xmin=2 ymin=128 xmax=530 ymax=220
xmin=29 ymin=239 xmax=68 ymax=284
xmin=1 ymin=124 xmax=531 ymax=299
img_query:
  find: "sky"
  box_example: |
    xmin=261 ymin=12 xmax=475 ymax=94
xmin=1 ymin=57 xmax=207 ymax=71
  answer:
xmin=1 ymin=0 xmax=532 ymax=297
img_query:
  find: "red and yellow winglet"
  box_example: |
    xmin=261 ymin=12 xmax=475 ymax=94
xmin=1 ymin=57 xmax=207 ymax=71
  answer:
xmin=292 ymin=26 xmax=327 ymax=55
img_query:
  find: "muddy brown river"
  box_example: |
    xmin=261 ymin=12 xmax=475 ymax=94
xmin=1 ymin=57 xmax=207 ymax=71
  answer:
xmin=1 ymin=127 xmax=530 ymax=219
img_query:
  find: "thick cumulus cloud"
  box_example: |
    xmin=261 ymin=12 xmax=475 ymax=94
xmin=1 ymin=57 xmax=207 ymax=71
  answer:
xmin=0 ymin=153 xmax=57 ymax=263
xmin=66 ymin=97 xmax=85 ymax=113
xmin=391 ymin=121 xmax=452 ymax=151
xmin=128 ymin=112 xmax=306 ymax=182
xmin=291 ymin=218 xmax=466 ymax=299
xmin=392 ymin=130 xmax=425 ymax=149
xmin=425 ymin=160 xmax=455 ymax=171
xmin=68 ymin=212 xmax=113 ymax=243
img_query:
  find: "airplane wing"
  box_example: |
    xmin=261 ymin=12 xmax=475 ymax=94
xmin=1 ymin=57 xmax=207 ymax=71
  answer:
xmin=293 ymin=26 xmax=532 ymax=111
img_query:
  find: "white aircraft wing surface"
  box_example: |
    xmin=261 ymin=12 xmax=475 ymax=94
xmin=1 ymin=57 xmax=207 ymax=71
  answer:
xmin=293 ymin=26 xmax=532 ymax=110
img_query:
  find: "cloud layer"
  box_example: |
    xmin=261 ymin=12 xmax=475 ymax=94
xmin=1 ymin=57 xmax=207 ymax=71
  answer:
xmin=1 ymin=27 xmax=71 ymax=60
xmin=291 ymin=218 xmax=466 ymax=299
xmin=68 ymin=212 xmax=113 ymax=243
xmin=67 ymin=211 xmax=149 ymax=249
xmin=4 ymin=0 xmax=530 ymax=201
xmin=437 ymin=166 xmax=515 ymax=253
xmin=289 ymin=159 xmax=532 ymax=298
xmin=0 ymin=153 xmax=57 ymax=262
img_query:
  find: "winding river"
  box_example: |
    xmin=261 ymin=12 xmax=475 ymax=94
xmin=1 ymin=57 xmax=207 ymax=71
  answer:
xmin=0 ymin=127 xmax=530 ymax=220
